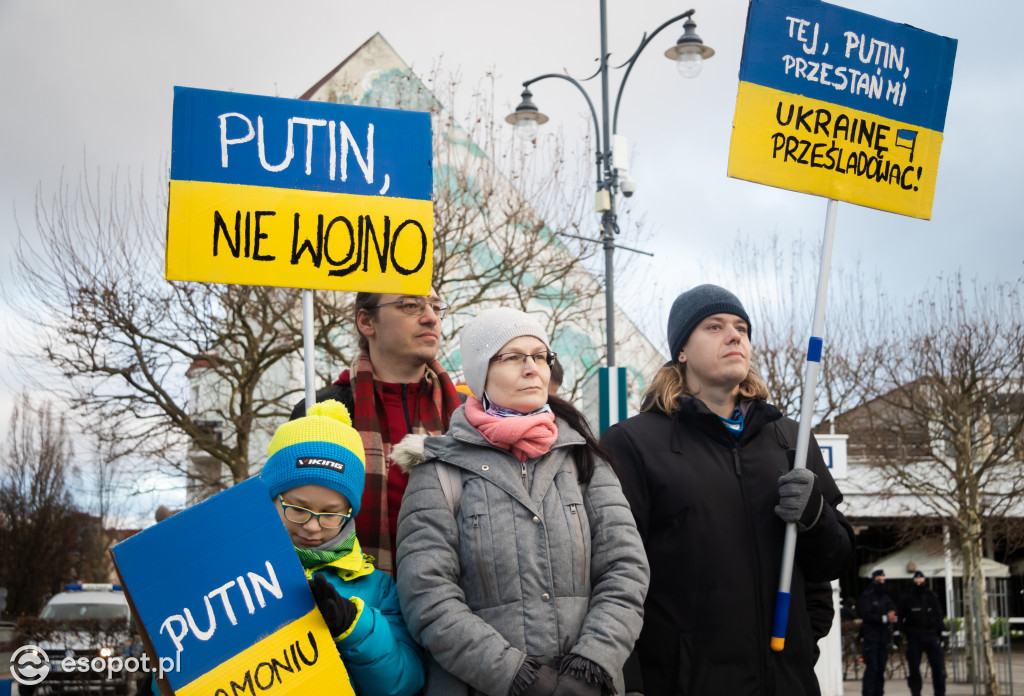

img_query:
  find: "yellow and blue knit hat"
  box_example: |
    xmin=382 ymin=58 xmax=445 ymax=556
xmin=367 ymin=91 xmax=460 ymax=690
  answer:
xmin=261 ymin=400 xmax=365 ymax=515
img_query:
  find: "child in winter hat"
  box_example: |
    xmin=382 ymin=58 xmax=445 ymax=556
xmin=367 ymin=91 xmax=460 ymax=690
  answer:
xmin=261 ymin=400 xmax=425 ymax=696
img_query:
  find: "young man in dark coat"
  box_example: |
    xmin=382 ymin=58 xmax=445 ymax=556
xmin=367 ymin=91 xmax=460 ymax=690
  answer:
xmin=898 ymin=571 xmax=946 ymax=696
xmin=858 ymin=569 xmax=898 ymax=696
xmin=601 ymin=284 xmax=854 ymax=695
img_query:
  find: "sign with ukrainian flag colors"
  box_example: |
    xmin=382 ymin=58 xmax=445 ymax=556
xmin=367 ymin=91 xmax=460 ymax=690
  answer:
xmin=728 ymin=0 xmax=957 ymax=219
xmin=167 ymin=87 xmax=433 ymax=293
xmin=111 ymin=477 xmax=354 ymax=696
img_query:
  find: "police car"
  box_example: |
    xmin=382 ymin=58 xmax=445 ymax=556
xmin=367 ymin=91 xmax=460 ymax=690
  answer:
xmin=24 ymin=583 xmax=142 ymax=695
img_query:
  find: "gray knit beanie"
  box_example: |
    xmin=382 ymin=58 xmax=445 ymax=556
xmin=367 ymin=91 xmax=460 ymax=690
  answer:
xmin=667 ymin=284 xmax=751 ymax=358
xmin=460 ymin=307 xmax=549 ymax=399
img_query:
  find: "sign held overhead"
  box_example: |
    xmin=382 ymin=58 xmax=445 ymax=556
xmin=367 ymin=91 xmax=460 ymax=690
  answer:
xmin=167 ymin=87 xmax=433 ymax=294
xmin=728 ymin=0 xmax=957 ymax=219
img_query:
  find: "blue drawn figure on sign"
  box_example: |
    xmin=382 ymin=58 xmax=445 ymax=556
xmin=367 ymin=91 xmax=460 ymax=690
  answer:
xmin=895 ymin=129 xmax=918 ymax=162
xmin=260 ymin=399 xmax=425 ymax=696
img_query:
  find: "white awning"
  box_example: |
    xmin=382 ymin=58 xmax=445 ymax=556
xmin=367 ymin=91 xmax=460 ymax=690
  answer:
xmin=858 ymin=539 xmax=1010 ymax=579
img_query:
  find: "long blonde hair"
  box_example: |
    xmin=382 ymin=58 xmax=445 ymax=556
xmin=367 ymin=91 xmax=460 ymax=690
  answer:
xmin=641 ymin=361 xmax=771 ymax=417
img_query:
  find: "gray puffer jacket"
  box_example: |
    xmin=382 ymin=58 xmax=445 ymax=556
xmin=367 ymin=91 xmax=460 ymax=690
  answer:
xmin=394 ymin=407 xmax=649 ymax=696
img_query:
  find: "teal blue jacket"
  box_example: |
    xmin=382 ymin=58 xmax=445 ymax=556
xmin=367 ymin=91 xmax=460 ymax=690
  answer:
xmin=312 ymin=558 xmax=425 ymax=696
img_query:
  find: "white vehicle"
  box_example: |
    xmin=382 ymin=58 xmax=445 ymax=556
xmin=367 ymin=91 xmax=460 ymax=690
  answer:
xmin=23 ymin=584 xmax=142 ymax=695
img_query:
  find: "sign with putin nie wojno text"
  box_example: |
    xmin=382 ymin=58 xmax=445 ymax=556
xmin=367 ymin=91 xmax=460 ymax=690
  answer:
xmin=728 ymin=0 xmax=956 ymax=220
xmin=110 ymin=477 xmax=354 ymax=696
xmin=167 ymin=86 xmax=433 ymax=294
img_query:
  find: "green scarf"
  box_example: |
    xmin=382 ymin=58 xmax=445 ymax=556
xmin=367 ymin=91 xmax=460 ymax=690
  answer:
xmin=294 ymin=528 xmax=375 ymax=581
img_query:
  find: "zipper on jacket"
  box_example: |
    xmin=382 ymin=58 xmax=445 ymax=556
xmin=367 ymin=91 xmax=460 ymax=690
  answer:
xmin=733 ymin=445 xmax=768 ymax=690
xmin=570 ymin=504 xmax=586 ymax=590
xmin=401 ymin=384 xmax=412 ymax=432
xmin=473 ymin=515 xmax=492 ymax=602
xmin=521 ymin=461 xmax=528 ymax=491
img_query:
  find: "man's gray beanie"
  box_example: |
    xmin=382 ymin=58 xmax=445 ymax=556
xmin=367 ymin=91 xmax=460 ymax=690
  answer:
xmin=667 ymin=284 xmax=751 ymax=358
xmin=460 ymin=307 xmax=549 ymax=399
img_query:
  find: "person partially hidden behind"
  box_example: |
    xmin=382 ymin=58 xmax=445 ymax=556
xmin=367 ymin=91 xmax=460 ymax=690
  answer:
xmin=290 ymin=290 xmax=462 ymax=577
xmin=262 ymin=399 xmax=425 ymax=696
xmin=899 ymin=571 xmax=945 ymax=696
xmin=859 ymin=569 xmax=898 ymax=696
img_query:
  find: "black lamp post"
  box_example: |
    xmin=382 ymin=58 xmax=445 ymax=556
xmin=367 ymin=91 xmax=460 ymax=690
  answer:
xmin=506 ymin=3 xmax=713 ymax=367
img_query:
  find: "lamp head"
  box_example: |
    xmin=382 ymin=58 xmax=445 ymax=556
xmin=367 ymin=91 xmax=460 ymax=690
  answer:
xmin=665 ymin=16 xmax=715 ymax=78
xmin=505 ymin=87 xmax=549 ymax=141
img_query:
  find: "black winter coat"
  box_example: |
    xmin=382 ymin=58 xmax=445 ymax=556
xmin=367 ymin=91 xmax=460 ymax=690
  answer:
xmin=898 ymin=584 xmax=943 ymax=636
xmin=858 ymin=582 xmax=897 ymax=643
xmin=601 ymin=396 xmax=854 ymax=696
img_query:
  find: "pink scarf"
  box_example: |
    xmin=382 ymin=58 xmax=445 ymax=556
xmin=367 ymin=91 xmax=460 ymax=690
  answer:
xmin=464 ymin=397 xmax=558 ymax=462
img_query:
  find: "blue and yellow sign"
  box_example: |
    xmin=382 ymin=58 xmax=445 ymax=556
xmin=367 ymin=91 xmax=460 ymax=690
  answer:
xmin=728 ymin=0 xmax=957 ymax=219
xmin=167 ymin=87 xmax=433 ymax=293
xmin=111 ymin=477 xmax=353 ymax=696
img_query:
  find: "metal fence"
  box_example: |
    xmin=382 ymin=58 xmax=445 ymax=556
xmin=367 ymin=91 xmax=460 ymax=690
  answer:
xmin=948 ymin=575 xmax=1014 ymax=695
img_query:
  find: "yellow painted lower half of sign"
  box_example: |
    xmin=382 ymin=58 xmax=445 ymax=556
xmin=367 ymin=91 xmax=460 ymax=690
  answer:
xmin=167 ymin=180 xmax=433 ymax=294
xmin=728 ymin=82 xmax=944 ymax=220
xmin=175 ymin=608 xmax=353 ymax=696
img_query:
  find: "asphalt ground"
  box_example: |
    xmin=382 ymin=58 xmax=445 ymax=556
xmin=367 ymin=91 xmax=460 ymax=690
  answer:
xmin=843 ymin=646 xmax=1024 ymax=695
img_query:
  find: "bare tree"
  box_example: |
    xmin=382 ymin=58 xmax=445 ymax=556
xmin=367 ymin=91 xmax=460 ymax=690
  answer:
xmin=722 ymin=233 xmax=886 ymax=422
xmin=6 ymin=171 xmax=353 ymax=490
xmin=836 ymin=274 xmax=1024 ymax=695
xmin=0 ymin=395 xmax=79 ymax=617
xmin=7 ymin=64 xmax=625 ymax=498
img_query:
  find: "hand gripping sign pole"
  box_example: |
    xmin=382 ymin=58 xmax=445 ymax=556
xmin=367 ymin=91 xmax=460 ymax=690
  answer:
xmin=770 ymin=197 xmax=837 ymax=651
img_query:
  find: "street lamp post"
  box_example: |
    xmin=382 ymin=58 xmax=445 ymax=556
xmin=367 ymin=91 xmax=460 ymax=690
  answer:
xmin=506 ymin=2 xmax=713 ymax=367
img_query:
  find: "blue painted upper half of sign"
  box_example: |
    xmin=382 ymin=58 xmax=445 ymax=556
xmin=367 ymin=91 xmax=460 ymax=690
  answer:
xmin=170 ymin=86 xmax=432 ymax=201
xmin=739 ymin=0 xmax=957 ymax=132
xmin=111 ymin=476 xmax=314 ymax=689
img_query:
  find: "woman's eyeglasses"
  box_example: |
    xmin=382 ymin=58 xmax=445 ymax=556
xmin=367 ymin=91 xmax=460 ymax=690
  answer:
xmin=489 ymin=351 xmax=557 ymax=368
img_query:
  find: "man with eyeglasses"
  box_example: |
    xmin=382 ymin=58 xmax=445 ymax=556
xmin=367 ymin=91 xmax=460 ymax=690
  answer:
xmin=291 ymin=290 xmax=462 ymax=577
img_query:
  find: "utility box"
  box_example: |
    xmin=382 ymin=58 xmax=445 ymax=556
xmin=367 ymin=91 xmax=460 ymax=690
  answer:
xmin=582 ymin=366 xmax=628 ymax=435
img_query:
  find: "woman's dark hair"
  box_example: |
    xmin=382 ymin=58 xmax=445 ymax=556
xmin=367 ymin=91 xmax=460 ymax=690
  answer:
xmin=549 ymin=358 xmax=564 ymax=389
xmin=548 ymin=394 xmax=614 ymax=484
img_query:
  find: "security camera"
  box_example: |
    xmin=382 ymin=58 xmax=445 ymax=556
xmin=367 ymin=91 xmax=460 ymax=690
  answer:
xmin=620 ymin=178 xmax=637 ymax=198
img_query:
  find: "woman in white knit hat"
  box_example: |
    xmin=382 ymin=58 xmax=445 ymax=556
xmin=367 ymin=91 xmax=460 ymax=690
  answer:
xmin=393 ymin=307 xmax=649 ymax=696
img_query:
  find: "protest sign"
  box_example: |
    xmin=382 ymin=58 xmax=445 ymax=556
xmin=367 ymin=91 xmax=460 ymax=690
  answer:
xmin=110 ymin=477 xmax=353 ymax=696
xmin=167 ymin=87 xmax=433 ymax=294
xmin=728 ymin=0 xmax=957 ymax=219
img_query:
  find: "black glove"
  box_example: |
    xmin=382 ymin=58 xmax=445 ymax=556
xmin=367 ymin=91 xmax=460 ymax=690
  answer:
xmin=775 ymin=468 xmax=824 ymax=531
xmin=515 ymin=662 xmax=558 ymax=696
xmin=555 ymin=655 xmax=606 ymax=696
xmin=309 ymin=572 xmax=358 ymax=636
xmin=553 ymin=675 xmax=601 ymax=696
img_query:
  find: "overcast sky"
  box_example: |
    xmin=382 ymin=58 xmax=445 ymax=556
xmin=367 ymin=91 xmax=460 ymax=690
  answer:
xmin=2 ymin=0 xmax=1022 ymax=475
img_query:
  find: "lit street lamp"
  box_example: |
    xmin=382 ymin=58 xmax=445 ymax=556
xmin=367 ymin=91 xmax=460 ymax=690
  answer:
xmin=506 ymin=4 xmax=713 ymax=368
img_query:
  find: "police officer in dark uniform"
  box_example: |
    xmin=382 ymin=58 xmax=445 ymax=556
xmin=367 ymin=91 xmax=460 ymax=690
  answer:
xmin=859 ymin=569 xmax=897 ymax=696
xmin=898 ymin=570 xmax=946 ymax=696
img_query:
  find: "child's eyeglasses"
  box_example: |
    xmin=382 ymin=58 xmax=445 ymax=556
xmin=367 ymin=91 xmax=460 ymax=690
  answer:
xmin=278 ymin=495 xmax=353 ymax=529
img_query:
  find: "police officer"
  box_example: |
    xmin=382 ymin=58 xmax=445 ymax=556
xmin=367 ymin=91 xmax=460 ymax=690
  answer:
xmin=859 ymin=569 xmax=897 ymax=696
xmin=898 ymin=571 xmax=946 ymax=696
